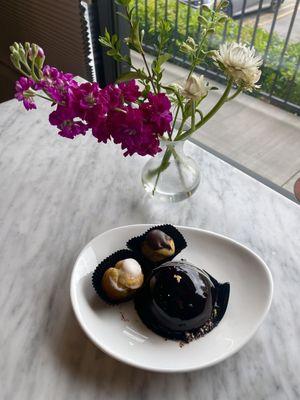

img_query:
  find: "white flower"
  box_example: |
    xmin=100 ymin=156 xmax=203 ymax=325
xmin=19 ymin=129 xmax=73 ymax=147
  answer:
xmin=212 ymin=42 xmax=263 ymax=91
xmin=181 ymin=74 xmax=210 ymax=101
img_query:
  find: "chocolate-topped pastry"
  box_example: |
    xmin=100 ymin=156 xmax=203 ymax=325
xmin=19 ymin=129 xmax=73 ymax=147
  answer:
xmin=134 ymin=260 xmax=230 ymax=342
xmin=141 ymin=229 xmax=175 ymax=262
xmin=101 ymin=258 xmax=144 ymax=301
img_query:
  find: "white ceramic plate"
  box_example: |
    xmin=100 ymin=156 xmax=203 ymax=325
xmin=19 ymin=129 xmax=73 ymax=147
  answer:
xmin=70 ymin=224 xmax=273 ymax=373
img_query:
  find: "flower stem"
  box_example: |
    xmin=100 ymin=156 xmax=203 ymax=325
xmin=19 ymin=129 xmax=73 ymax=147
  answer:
xmin=15 ymin=66 xmax=31 ymax=79
xmin=170 ymin=147 xmax=189 ymax=191
xmin=187 ymin=31 xmax=209 ymax=79
xmin=21 ymin=60 xmax=33 ymax=76
xmin=170 ymin=105 xmax=180 ymax=138
xmin=191 ymin=100 xmax=195 ymax=131
xmin=196 ymin=109 xmax=204 ymax=120
xmin=176 ymin=78 xmax=233 ymax=141
xmin=125 ymin=5 xmax=157 ymax=94
xmin=226 ymin=86 xmax=243 ymax=101
xmin=141 ymin=52 xmax=157 ymax=93
xmin=151 ymin=147 xmax=172 ymax=195
xmin=33 ymin=92 xmax=54 ymax=102
xmin=174 ymin=117 xmax=188 ymax=140
xmin=30 ymin=55 xmax=39 ymax=82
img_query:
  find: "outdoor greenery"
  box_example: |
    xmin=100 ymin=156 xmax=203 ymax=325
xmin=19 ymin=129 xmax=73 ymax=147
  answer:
xmin=130 ymin=0 xmax=300 ymax=111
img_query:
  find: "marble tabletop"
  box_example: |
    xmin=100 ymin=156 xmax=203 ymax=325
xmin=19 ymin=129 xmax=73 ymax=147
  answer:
xmin=1 ymin=97 xmax=300 ymax=400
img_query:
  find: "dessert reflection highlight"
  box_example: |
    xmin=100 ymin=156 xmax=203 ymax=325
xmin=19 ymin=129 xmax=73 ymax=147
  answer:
xmin=101 ymin=258 xmax=144 ymax=301
xmin=141 ymin=229 xmax=175 ymax=262
xmin=135 ymin=260 xmax=230 ymax=342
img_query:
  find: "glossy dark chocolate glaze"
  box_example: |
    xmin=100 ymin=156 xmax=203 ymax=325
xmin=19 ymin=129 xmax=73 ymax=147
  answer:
xmin=145 ymin=229 xmax=172 ymax=250
xmin=134 ymin=260 xmax=230 ymax=342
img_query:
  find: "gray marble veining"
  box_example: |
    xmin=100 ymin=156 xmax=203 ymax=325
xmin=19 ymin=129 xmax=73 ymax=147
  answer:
xmin=0 ymin=98 xmax=300 ymax=400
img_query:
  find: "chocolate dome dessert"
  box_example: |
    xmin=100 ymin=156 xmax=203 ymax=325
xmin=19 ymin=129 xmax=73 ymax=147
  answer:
xmin=135 ymin=260 xmax=230 ymax=342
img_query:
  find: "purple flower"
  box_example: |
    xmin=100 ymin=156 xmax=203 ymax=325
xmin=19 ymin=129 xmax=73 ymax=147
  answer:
xmin=42 ymin=65 xmax=74 ymax=84
xmin=76 ymin=82 xmax=100 ymax=109
xmin=91 ymin=116 xmax=110 ymax=143
xmin=40 ymin=65 xmax=78 ymax=104
xmin=15 ymin=77 xmax=37 ymax=110
xmin=37 ymin=47 xmax=45 ymax=58
xmin=108 ymin=107 xmax=161 ymax=156
xmin=102 ymin=84 xmax=123 ymax=110
xmin=140 ymin=93 xmax=173 ymax=134
xmin=49 ymin=105 xmax=88 ymax=139
xmin=119 ymin=80 xmax=141 ymax=103
xmin=13 ymin=57 xmax=173 ymax=156
xmin=70 ymin=82 xmax=109 ymax=127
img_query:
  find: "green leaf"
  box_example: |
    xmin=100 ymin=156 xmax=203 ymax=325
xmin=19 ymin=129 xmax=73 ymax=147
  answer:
xmin=116 ymin=11 xmax=129 ymax=21
xmin=116 ymin=70 xmax=147 ymax=83
xmin=157 ymin=53 xmax=172 ymax=67
xmin=125 ymin=20 xmax=143 ymax=53
xmin=128 ymin=7 xmax=135 ymax=22
xmin=141 ymin=83 xmax=151 ymax=98
xmin=111 ymin=34 xmax=119 ymax=45
xmin=220 ymin=0 xmax=229 ymax=9
xmin=123 ymin=55 xmax=132 ymax=64
xmin=105 ymin=28 xmax=110 ymax=40
xmin=99 ymin=33 xmax=111 ymax=48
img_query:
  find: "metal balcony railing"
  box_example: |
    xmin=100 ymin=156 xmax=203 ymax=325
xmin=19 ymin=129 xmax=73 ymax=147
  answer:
xmin=134 ymin=0 xmax=300 ymax=114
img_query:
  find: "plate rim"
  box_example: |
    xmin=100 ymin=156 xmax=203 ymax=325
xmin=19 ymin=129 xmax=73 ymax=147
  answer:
xmin=70 ymin=224 xmax=273 ymax=373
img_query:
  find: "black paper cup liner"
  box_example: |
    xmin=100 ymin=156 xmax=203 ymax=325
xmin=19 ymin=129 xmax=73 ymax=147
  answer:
xmin=126 ymin=224 xmax=187 ymax=270
xmin=92 ymin=249 xmax=146 ymax=305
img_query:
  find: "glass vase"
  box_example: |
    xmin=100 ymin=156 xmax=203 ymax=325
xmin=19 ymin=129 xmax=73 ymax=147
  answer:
xmin=142 ymin=138 xmax=200 ymax=202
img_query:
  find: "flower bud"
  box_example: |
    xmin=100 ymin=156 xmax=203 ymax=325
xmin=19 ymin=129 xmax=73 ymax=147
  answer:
xmin=34 ymin=45 xmax=45 ymax=69
xmin=29 ymin=44 xmax=39 ymax=60
xmin=198 ymin=15 xmax=208 ymax=25
xmin=220 ymin=0 xmax=229 ymax=8
xmin=218 ymin=15 xmax=228 ymax=23
xmin=181 ymin=74 xmax=209 ymax=101
xmin=180 ymin=42 xmax=194 ymax=54
xmin=17 ymin=43 xmax=26 ymax=56
xmin=201 ymin=4 xmax=211 ymax=11
xmin=13 ymin=42 xmax=20 ymax=51
xmin=206 ymin=50 xmax=217 ymax=57
xmin=10 ymin=53 xmax=21 ymax=70
xmin=186 ymin=37 xmax=196 ymax=48
xmin=206 ymin=27 xmax=215 ymax=34
xmin=37 ymin=46 xmax=44 ymax=59
xmin=18 ymin=47 xmax=27 ymax=64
